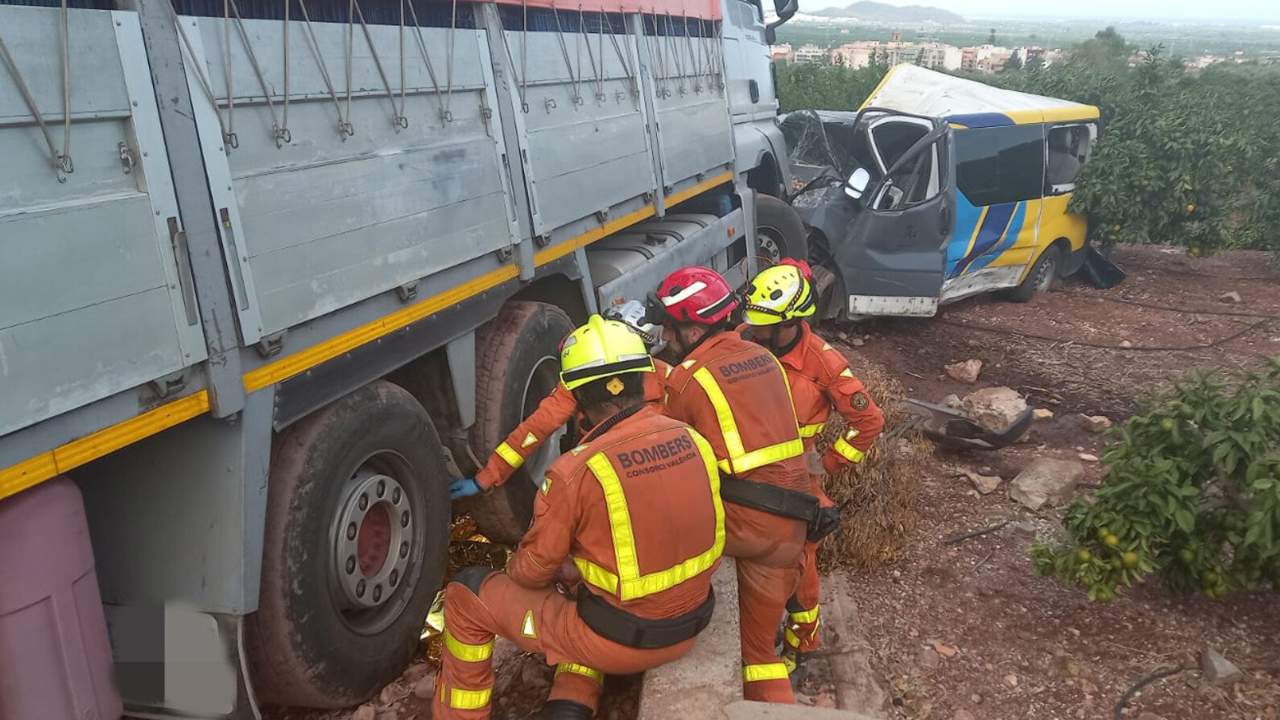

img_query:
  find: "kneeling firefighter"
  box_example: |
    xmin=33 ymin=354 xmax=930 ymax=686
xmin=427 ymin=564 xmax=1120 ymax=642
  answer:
xmin=434 ymin=315 xmax=724 ymax=720
xmin=451 ymin=301 xmax=670 ymax=499
xmin=741 ymin=260 xmax=884 ymax=673
xmin=646 ymin=266 xmax=811 ymax=704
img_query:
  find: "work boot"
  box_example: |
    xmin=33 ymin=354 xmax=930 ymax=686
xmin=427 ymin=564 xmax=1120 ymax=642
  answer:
xmin=782 ymin=648 xmax=812 ymax=689
xmin=525 ymin=699 xmax=593 ymax=719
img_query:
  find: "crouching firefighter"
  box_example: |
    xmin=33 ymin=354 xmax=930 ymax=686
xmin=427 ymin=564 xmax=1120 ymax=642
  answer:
xmin=741 ymin=260 xmax=885 ymax=674
xmin=646 ymin=266 xmax=811 ymax=704
xmin=450 ymin=301 xmax=670 ymax=500
xmin=435 ymin=315 xmax=725 ymax=720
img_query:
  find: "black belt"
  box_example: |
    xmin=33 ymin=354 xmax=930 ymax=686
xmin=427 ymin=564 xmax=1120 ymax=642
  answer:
xmin=719 ymin=476 xmax=818 ymax=524
xmin=576 ymin=586 xmax=715 ymax=650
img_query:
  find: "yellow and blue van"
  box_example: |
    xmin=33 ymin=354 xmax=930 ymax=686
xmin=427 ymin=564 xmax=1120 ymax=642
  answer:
xmin=785 ymin=64 xmax=1100 ymax=317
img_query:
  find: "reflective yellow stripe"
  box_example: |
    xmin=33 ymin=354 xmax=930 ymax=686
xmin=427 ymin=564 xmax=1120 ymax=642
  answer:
xmin=784 ymin=627 xmax=801 ymax=649
xmin=448 ymin=686 xmax=492 ymax=710
xmin=444 ymin=630 xmax=493 ymax=662
xmin=556 ymin=663 xmax=604 ymax=684
xmin=495 ymin=442 xmax=524 ymax=469
xmin=691 ymin=364 xmax=803 ymax=475
xmin=580 ymin=435 xmax=725 ymax=601
xmin=840 ymin=368 xmax=854 ymax=378
xmin=832 ymin=437 xmax=865 ymax=463
xmin=743 ymin=663 xmax=791 ymax=683
xmin=790 ymin=606 xmax=819 ymax=624
xmin=798 ymin=422 xmax=826 ymax=439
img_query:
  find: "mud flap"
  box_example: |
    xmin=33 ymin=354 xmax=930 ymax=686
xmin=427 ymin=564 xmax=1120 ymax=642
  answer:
xmin=1079 ymin=244 xmax=1126 ymax=289
xmin=905 ymin=398 xmax=1034 ymax=451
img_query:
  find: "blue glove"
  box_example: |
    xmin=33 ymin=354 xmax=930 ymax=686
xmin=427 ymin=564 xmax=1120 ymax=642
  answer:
xmin=449 ymin=477 xmax=483 ymax=500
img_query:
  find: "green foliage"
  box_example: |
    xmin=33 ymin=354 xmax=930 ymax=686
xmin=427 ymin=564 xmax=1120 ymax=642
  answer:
xmin=1031 ymin=358 xmax=1280 ymax=601
xmin=775 ymin=62 xmax=887 ymax=113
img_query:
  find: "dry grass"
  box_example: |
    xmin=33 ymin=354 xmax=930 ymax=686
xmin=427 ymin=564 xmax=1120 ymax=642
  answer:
xmin=816 ymin=347 xmax=928 ymax=573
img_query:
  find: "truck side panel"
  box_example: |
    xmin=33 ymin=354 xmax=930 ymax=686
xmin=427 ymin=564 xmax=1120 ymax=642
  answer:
xmin=0 ymin=6 xmax=206 ymax=437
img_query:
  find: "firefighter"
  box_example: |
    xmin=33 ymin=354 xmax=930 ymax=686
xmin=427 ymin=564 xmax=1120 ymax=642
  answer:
xmin=435 ymin=315 xmax=724 ymax=720
xmin=740 ymin=259 xmax=884 ymax=674
xmin=645 ymin=266 xmax=810 ymax=704
xmin=450 ymin=301 xmax=669 ymax=499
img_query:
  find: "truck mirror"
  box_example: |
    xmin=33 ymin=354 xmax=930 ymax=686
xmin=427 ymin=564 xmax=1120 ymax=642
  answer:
xmin=844 ymin=168 xmax=871 ymax=201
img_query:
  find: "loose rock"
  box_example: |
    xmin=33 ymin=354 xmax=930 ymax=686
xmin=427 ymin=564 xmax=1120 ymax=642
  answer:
xmin=916 ymin=646 xmax=941 ymax=669
xmin=1080 ymin=414 xmax=1113 ymax=433
xmin=962 ymin=387 xmax=1028 ymax=435
xmin=1119 ymin=340 xmax=1133 ymax=348
xmin=353 ymin=704 xmax=377 ymax=720
xmin=1219 ymin=291 xmax=1243 ymax=304
xmin=1009 ymin=458 xmax=1086 ymax=510
xmin=942 ymin=393 xmax=963 ymax=409
xmin=1033 ymin=408 xmax=1054 ymax=420
xmin=412 ymin=671 xmax=438 ymax=700
xmin=851 ymin=337 xmax=866 ymax=347
xmin=945 ymin=359 xmax=983 ymax=384
xmin=1078 ymin=453 xmax=1099 ymax=462
xmin=1004 ymin=673 xmax=1019 ymax=688
xmin=959 ymin=468 xmax=1002 ymax=495
xmin=1200 ymin=647 xmax=1242 ymax=684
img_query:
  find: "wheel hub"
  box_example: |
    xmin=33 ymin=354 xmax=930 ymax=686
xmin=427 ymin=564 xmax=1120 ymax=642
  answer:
xmin=757 ymin=228 xmax=783 ymax=264
xmin=335 ymin=470 xmax=412 ymax=609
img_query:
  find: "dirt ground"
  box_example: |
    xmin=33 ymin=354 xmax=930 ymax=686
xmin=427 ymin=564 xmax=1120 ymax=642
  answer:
xmin=267 ymin=245 xmax=1279 ymax=720
xmin=839 ymin=245 xmax=1280 ymax=720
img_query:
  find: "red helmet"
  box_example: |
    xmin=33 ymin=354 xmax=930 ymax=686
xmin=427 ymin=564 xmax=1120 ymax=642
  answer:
xmin=647 ymin=266 xmax=739 ymax=326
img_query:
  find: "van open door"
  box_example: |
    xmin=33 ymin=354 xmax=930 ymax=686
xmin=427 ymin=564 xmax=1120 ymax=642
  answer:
xmin=835 ymin=111 xmax=954 ymax=317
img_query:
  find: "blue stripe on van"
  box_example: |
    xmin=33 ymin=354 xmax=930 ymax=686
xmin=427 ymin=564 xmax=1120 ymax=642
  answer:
xmin=946 ymin=112 xmax=1014 ymax=128
xmin=953 ymin=202 xmax=1017 ymax=276
xmin=968 ymin=202 xmax=1028 ymax=274
xmin=946 ymin=193 xmax=985 ymax=278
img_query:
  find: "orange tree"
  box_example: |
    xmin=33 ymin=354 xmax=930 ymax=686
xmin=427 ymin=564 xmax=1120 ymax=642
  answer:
xmin=1032 ymin=358 xmax=1280 ymax=600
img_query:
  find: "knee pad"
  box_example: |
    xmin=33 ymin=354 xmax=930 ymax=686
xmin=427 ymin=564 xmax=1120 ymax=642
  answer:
xmin=785 ymin=595 xmax=804 ymax=614
xmin=451 ymin=566 xmax=496 ymax=596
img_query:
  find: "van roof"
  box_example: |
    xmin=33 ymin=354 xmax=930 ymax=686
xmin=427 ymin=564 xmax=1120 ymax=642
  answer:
xmin=860 ymin=64 xmax=1100 ymax=128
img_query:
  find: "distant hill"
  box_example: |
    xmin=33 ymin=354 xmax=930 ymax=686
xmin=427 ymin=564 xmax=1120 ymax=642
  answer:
xmin=811 ymin=1 xmax=965 ymax=24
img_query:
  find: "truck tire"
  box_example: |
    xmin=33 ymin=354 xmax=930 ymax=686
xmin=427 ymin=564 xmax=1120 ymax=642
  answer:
xmin=756 ymin=193 xmax=808 ymax=263
xmin=1006 ymin=243 xmax=1063 ymax=303
xmin=467 ymin=301 xmax=575 ymax=544
xmin=247 ymin=381 xmax=449 ymax=708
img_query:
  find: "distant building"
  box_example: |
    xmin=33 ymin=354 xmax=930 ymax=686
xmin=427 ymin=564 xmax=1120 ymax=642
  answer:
xmin=770 ymin=43 xmax=794 ymax=63
xmin=959 ymin=44 xmax=1012 ymax=73
xmin=794 ymin=44 xmax=826 ymax=64
xmin=917 ymin=42 xmax=963 ymax=71
xmin=829 ymin=39 xmax=959 ymax=70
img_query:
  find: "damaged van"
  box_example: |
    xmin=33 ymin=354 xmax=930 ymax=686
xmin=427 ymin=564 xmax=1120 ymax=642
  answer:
xmin=784 ymin=64 xmax=1100 ymax=318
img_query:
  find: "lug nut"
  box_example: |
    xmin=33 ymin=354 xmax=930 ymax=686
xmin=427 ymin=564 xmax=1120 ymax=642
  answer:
xmin=356 ymin=580 xmax=366 ymax=598
xmin=347 ymin=523 xmax=357 ymax=540
xmin=358 ymin=493 xmax=368 ymax=510
xmin=401 ymin=511 xmax=410 ymax=528
xmin=377 ymin=479 xmax=386 ymax=498
xmin=372 ymin=585 xmax=382 ymax=602
xmin=399 ymin=542 xmax=409 ymax=558
xmin=390 ymin=569 xmax=399 ymax=586
xmin=346 ymin=556 xmax=356 ymax=574
xmin=392 ymin=488 xmax=401 ymax=504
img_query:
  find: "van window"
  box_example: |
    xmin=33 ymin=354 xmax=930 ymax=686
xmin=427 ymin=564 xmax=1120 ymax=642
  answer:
xmin=954 ymin=125 xmax=1045 ymax=206
xmin=871 ymin=139 xmax=943 ymax=212
xmin=1046 ymin=124 xmax=1094 ymax=194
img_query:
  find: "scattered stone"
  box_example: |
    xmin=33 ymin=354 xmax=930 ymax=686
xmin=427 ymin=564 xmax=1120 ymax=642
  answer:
xmin=1033 ymin=408 xmax=1055 ymax=420
xmin=1219 ymin=291 xmax=1243 ymax=304
xmin=916 ymin=646 xmax=941 ymax=669
xmin=962 ymin=387 xmax=1029 ymax=435
xmin=1200 ymin=647 xmax=1242 ymax=684
xmin=851 ymin=337 xmax=866 ymax=347
xmin=932 ymin=642 xmax=959 ymax=658
xmin=945 ymin=359 xmax=983 ymax=384
xmin=353 ymin=704 xmax=377 ymax=720
xmin=1009 ymin=458 xmax=1086 ymax=510
xmin=1078 ymin=453 xmax=1099 ymax=462
xmin=1080 ymin=415 xmax=1113 ymax=433
xmin=942 ymin=393 xmax=963 ymax=409
xmin=959 ymin=469 xmax=1002 ymax=495
xmin=412 ymin=672 xmax=438 ymax=700
xmin=969 ymin=694 xmax=983 ymax=705
xmin=1004 ymin=673 xmax=1019 ymax=688
xmin=979 ymin=466 xmax=995 ymax=474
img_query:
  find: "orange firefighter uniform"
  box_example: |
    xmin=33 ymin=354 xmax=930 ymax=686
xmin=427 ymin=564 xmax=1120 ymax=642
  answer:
xmin=474 ymin=360 xmax=671 ymax=490
xmin=662 ymin=331 xmax=810 ymax=704
xmin=433 ymin=405 xmax=724 ymax=719
xmin=746 ymin=321 xmax=884 ymax=656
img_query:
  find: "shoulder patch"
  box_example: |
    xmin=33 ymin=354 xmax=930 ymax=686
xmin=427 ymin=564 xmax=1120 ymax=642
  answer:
xmin=851 ymin=392 xmax=870 ymax=410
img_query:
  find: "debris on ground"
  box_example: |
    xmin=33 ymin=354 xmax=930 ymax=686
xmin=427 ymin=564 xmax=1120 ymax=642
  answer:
xmin=956 ymin=468 xmax=1002 ymax=495
xmin=960 ymin=387 xmax=1028 ymax=436
xmin=1080 ymin=414 xmax=1113 ymax=433
xmin=1199 ymin=648 xmax=1243 ymax=685
xmin=1218 ymin=290 xmax=1242 ymax=304
xmin=1033 ymin=408 xmax=1054 ymax=420
xmin=1009 ymin=458 xmax=1085 ymax=510
xmin=942 ymin=394 xmax=962 ymax=409
xmin=944 ymin=359 xmax=983 ymax=384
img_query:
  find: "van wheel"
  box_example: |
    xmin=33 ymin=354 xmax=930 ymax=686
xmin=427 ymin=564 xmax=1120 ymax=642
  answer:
xmin=756 ymin=194 xmax=808 ymax=263
xmin=468 ymin=301 xmax=576 ymax=544
xmin=1006 ymin=245 xmax=1062 ymax=303
xmin=247 ymin=381 xmax=449 ymax=708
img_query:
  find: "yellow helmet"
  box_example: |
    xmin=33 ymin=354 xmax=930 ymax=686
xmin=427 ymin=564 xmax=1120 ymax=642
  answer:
xmin=559 ymin=314 xmax=655 ymax=391
xmin=744 ymin=263 xmax=816 ymax=326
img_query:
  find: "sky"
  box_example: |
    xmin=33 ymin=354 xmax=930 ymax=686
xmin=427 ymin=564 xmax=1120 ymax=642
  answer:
xmin=795 ymin=0 xmax=1280 ymax=22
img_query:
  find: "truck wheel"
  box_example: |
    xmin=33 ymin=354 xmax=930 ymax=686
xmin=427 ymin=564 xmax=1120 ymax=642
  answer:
xmin=1006 ymin=244 xmax=1063 ymax=303
xmin=756 ymin=193 xmax=808 ymax=264
xmin=468 ymin=301 xmax=575 ymax=545
xmin=247 ymin=381 xmax=449 ymax=708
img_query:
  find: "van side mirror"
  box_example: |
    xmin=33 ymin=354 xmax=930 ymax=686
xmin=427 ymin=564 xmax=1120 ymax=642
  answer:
xmin=844 ymin=168 xmax=871 ymax=201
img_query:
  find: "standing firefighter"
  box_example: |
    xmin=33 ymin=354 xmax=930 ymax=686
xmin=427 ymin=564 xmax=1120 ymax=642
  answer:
xmin=434 ymin=315 xmax=724 ymax=720
xmin=647 ymin=267 xmax=810 ymax=704
xmin=741 ymin=260 xmax=884 ymax=671
xmin=452 ymin=301 xmax=669 ymax=499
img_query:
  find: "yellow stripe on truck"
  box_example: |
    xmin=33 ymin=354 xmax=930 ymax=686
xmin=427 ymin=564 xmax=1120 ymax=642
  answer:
xmin=0 ymin=173 xmax=736 ymax=500
xmin=0 ymin=391 xmax=211 ymax=501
